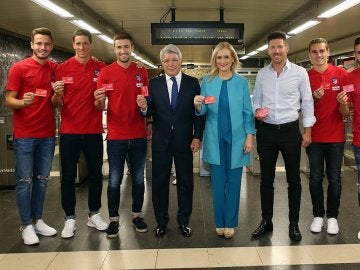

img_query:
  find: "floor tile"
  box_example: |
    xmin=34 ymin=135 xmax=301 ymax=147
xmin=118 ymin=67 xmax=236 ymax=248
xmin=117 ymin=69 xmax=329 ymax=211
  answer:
xmin=101 ymin=249 xmax=157 ymax=270
xmin=0 ymin=252 xmax=57 ymax=270
xmin=305 ymin=244 xmax=360 ymax=264
xmin=208 ymin=247 xmax=262 ymax=267
xmin=156 ymin=248 xmax=209 ymax=269
xmin=257 ymin=246 xmax=314 ymax=265
xmin=47 ymin=251 xmax=107 ymax=270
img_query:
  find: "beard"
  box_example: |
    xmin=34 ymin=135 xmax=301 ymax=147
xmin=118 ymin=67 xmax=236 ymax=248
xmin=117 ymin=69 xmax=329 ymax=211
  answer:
xmin=33 ymin=51 xmax=50 ymax=60
xmin=118 ymin=54 xmax=131 ymax=63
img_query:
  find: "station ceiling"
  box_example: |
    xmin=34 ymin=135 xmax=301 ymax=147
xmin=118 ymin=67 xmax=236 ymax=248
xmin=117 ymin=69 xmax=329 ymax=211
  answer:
xmin=0 ymin=0 xmax=359 ymax=67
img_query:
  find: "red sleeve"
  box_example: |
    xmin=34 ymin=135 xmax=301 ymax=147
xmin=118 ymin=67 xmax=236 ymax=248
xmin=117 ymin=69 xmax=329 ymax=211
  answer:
xmin=6 ymin=63 xmax=22 ymax=92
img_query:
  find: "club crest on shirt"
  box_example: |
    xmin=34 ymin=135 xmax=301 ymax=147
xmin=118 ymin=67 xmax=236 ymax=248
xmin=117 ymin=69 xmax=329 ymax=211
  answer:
xmin=93 ymin=69 xmax=100 ymax=82
xmin=332 ymin=77 xmax=338 ymax=85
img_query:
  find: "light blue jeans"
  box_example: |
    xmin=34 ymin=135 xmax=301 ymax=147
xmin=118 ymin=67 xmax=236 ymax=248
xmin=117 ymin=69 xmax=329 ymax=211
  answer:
xmin=14 ymin=137 xmax=55 ymax=225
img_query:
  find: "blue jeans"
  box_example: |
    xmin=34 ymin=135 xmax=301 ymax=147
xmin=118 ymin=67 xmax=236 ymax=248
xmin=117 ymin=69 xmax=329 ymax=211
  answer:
xmin=306 ymin=142 xmax=344 ymax=218
xmin=60 ymin=134 xmax=103 ymax=218
xmin=352 ymin=145 xmax=360 ymax=205
xmin=107 ymin=138 xmax=147 ymax=219
xmin=14 ymin=137 xmax=55 ymax=225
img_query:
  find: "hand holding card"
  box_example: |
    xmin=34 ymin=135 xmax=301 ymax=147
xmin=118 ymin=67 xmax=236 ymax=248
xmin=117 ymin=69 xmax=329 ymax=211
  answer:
xmin=35 ymin=89 xmax=47 ymax=97
xmin=140 ymin=86 xmax=149 ymax=97
xmin=257 ymin=107 xmax=269 ymax=118
xmin=102 ymin=83 xmax=114 ymax=91
xmin=343 ymin=84 xmax=354 ymax=93
xmin=204 ymin=96 xmax=216 ymax=104
xmin=62 ymin=77 xmax=74 ymax=84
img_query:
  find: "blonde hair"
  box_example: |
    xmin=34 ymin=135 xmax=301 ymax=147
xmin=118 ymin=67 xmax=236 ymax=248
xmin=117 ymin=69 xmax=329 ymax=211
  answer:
xmin=209 ymin=42 xmax=239 ymax=78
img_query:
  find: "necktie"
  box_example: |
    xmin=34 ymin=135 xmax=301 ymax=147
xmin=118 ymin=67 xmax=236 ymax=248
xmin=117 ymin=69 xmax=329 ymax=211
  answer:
xmin=170 ymin=77 xmax=178 ymax=110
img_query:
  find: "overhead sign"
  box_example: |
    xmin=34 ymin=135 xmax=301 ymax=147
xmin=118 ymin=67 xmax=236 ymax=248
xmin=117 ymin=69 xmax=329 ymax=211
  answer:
xmin=151 ymin=22 xmax=244 ymax=45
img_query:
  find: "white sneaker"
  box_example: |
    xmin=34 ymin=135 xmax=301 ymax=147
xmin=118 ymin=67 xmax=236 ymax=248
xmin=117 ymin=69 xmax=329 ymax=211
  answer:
xmin=358 ymin=231 xmax=360 ymax=240
xmin=34 ymin=219 xmax=57 ymax=236
xmin=310 ymin=217 xmax=323 ymax=233
xmin=327 ymin=218 xmax=339 ymax=235
xmin=21 ymin=225 xmax=39 ymax=245
xmin=61 ymin=219 xmax=76 ymax=238
xmin=87 ymin=213 xmax=108 ymax=231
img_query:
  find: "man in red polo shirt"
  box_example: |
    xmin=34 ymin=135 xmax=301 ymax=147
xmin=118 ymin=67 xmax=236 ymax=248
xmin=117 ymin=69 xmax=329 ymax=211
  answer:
xmin=52 ymin=29 xmax=107 ymax=239
xmin=6 ymin=27 xmax=57 ymax=245
xmin=94 ymin=31 xmax=148 ymax=238
xmin=306 ymin=38 xmax=351 ymax=235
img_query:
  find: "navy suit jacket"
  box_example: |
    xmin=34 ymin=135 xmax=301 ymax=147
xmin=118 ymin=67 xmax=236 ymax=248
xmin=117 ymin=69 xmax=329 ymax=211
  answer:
xmin=147 ymin=73 xmax=204 ymax=152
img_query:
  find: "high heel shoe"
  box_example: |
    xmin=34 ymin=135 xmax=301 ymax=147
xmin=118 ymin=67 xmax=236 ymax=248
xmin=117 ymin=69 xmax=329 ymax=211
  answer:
xmin=216 ymin=228 xmax=224 ymax=236
xmin=224 ymin=228 xmax=234 ymax=239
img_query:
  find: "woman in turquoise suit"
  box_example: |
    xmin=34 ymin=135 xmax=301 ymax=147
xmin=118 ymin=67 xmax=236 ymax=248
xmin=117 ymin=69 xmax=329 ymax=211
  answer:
xmin=194 ymin=42 xmax=255 ymax=238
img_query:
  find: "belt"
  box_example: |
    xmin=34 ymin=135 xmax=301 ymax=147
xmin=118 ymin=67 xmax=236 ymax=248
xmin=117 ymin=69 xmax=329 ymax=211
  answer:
xmin=260 ymin=120 xmax=298 ymax=129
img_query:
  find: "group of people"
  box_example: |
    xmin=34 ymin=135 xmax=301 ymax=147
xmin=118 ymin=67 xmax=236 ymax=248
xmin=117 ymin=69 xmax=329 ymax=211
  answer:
xmin=5 ymin=26 xmax=360 ymax=246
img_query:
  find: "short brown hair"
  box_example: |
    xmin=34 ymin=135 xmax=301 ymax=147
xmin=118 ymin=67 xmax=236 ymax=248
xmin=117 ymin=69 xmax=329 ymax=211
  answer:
xmin=113 ymin=31 xmax=134 ymax=46
xmin=308 ymin=38 xmax=329 ymax=52
xmin=72 ymin=29 xmax=92 ymax=43
xmin=31 ymin=27 xmax=53 ymax=43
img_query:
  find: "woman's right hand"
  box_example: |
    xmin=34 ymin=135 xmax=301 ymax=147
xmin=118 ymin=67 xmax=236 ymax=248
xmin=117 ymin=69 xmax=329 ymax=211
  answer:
xmin=194 ymin=95 xmax=204 ymax=112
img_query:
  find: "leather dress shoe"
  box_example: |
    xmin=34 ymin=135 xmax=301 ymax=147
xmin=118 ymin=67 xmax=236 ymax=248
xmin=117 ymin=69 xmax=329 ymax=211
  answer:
xmin=178 ymin=224 xmax=192 ymax=237
xmin=289 ymin=222 xmax=302 ymax=241
xmin=251 ymin=219 xmax=273 ymax=238
xmin=155 ymin=225 xmax=167 ymax=237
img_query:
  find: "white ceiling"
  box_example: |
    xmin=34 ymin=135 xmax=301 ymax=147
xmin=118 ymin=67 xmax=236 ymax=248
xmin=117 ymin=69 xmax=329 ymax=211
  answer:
xmin=0 ymin=0 xmax=359 ymax=66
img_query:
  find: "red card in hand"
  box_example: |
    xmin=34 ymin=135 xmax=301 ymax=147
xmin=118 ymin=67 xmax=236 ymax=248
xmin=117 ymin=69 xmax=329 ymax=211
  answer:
xmin=204 ymin=96 xmax=216 ymax=104
xmin=102 ymin=83 xmax=114 ymax=91
xmin=35 ymin=89 xmax=47 ymax=97
xmin=322 ymin=83 xmax=331 ymax=90
xmin=257 ymin=107 xmax=269 ymax=118
xmin=62 ymin=77 xmax=74 ymax=84
xmin=343 ymin=84 xmax=354 ymax=93
xmin=141 ymin=86 xmax=149 ymax=96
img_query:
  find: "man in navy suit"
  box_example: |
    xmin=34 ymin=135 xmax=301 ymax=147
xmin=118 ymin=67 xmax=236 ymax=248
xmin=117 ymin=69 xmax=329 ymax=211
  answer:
xmin=137 ymin=44 xmax=204 ymax=237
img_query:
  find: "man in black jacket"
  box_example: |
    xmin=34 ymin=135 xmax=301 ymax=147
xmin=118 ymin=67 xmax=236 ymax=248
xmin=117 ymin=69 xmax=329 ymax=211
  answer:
xmin=136 ymin=44 xmax=204 ymax=237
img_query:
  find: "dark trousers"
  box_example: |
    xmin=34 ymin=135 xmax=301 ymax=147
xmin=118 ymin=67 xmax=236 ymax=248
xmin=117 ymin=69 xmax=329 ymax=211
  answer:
xmin=256 ymin=121 xmax=302 ymax=223
xmin=306 ymin=142 xmax=344 ymax=218
xmin=152 ymin=140 xmax=194 ymax=226
xmin=60 ymin=134 xmax=103 ymax=218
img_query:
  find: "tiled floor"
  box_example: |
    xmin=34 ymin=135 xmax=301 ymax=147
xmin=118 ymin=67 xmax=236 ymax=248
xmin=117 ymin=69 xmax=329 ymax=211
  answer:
xmin=0 ymin=151 xmax=360 ymax=269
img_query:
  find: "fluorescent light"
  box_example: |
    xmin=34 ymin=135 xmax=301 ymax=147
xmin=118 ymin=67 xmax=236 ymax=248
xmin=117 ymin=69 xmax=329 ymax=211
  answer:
xmin=97 ymin=34 xmax=113 ymax=44
xmin=318 ymin=0 xmax=360 ymax=19
xmin=288 ymin=20 xmax=320 ymax=35
xmin=70 ymin=20 xmax=100 ymax=34
xmin=248 ymin=51 xmax=259 ymax=56
xmin=240 ymin=55 xmax=250 ymax=60
xmin=31 ymin=0 xmax=74 ymax=18
xmin=256 ymin=44 xmax=268 ymax=51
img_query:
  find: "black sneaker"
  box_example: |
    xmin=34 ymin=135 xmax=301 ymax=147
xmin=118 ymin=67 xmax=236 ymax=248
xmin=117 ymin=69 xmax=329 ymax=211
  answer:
xmin=132 ymin=217 xmax=148 ymax=233
xmin=106 ymin=221 xmax=119 ymax=238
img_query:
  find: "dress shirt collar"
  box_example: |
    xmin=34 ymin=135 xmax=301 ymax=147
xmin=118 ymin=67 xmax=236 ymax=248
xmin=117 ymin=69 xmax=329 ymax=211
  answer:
xmin=165 ymin=72 xmax=182 ymax=84
xmin=268 ymin=59 xmax=291 ymax=72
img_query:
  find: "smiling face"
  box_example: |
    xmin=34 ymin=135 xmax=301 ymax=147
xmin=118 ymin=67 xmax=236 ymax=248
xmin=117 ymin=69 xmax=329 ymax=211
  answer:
xmin=161 ymin=52 xmax=182 ymax=77
xmin=216 ymin=48 xmax=234 ymax=74
xmin=309 ymin=42 xmax=329 ymax=69
xmin=31 ymin=34 xmax=53 ymax=61
xmin=267 ymin=38 xmax=288 ymax=66
xmin=73 ymin=35 xmax=92 ymax=61
xmin=114 ymin=38 xmax=133 ymax=66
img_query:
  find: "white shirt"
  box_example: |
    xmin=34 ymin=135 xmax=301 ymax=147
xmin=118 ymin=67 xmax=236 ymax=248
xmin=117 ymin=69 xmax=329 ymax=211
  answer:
xmin=252 ymin=60 xmax=316 ymax=127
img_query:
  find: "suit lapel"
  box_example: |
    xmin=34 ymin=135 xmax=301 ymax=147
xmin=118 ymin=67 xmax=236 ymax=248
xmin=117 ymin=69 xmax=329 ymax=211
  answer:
xmin=159 ymin=76 xmax=172 ymax=110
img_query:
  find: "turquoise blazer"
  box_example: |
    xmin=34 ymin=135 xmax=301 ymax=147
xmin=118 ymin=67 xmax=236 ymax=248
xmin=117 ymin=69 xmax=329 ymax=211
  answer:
xmin=198 ymin=74 xmax=255 ymax=169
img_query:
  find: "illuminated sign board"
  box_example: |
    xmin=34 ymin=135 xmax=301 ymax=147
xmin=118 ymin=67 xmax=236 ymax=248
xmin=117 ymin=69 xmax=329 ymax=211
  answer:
xmin=151 ymin=22 xmax=244 ymax=45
